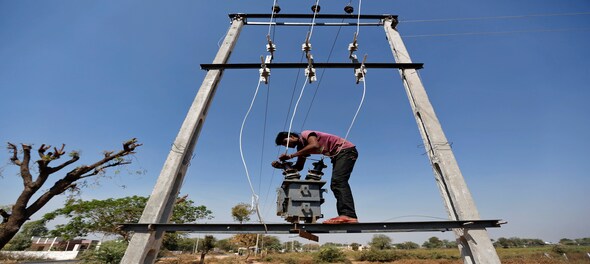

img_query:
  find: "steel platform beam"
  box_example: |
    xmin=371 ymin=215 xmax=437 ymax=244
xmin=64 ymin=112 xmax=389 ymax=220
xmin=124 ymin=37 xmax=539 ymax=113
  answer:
xmin=245 ymin=22 xmax=384 ymax=27
xmin=119 ymin=220 xmax=504 ymax=234
xmin=200 ymin=62 xmax=423 ymax=70
xmin=229 ymin=13 xmax=397 ymax=21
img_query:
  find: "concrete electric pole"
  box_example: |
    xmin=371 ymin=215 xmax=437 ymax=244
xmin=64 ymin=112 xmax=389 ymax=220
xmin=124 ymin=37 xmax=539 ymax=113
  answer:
xmin=384 ymin=17 xmax=501 ymax=263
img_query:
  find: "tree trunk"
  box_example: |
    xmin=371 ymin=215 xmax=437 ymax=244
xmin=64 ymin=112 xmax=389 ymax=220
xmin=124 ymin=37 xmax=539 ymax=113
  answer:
xmin=199 ymin=252 xmax=206 ymax=264
xmin=0 ymin=215 xmax=28 ymax=249
xmin=1 ymin=188 xmax=52 ymax=249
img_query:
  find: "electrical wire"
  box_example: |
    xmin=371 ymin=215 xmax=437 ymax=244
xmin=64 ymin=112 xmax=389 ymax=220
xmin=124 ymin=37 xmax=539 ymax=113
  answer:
xmin=400 ymin=12 xmax=590 ymax=23
xmin=340 ymin=0 xmax=365 ymax=143
xmin=285 ymin=78 xmax=310 ymax=152
xmin=403 ymin=27 xmax=590 ymax=38
xmin=284 ymin=0 xmax=324 ymax=149
xmin=323 ymin=68 xmax=367 ymax=159
xmin=355 ymin=0 xmax=362 ymax=36
xmin=238 ymin=79 xmax=266 ymax=227
xmin=267 ymin=0 xmax=279 ymax=37
xmin=308 ymin=0 xmax=321 ymax=40
xmin=344 ymin=71 xmax=366 ymax=141
xmin=258 ymin=14 xmax=278 ymax=220
xmin=257 ymin=70 xmax=270 ymax=205
xmin=300 ymin=0 xmax=364 ymax=130
xmin=299 ymin=19 xmax=344 ymax=130
xmin=282 ymin=52 xmax=305 ymax=132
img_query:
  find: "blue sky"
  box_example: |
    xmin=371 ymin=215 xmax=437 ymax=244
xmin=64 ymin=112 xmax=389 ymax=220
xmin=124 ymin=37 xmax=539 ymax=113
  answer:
xmin=1 ymin=1 xmax=589 ymax=245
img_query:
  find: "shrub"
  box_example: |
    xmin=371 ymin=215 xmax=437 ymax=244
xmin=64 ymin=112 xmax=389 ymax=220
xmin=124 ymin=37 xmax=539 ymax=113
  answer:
xmin=0 ymin=252 xmax=45 ymax=263
xmin=79 ymin=240 xmax=127 ymax=264
xmin=552 ymin=245 xmax=566 ymax=255
xmin=315 ymin=246 xmax=349 ymax=263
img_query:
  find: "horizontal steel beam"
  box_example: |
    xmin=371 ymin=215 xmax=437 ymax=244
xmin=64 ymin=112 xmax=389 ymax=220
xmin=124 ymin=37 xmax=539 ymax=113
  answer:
xmin=229 ymin=13 xmax=397 ymax=21
xmin=246 ymin=22 xmax=383 ymax=27
xmin=119 ymin=220 xmax=504 ymax=234
xmin=200 ymin=63 xmax=423 ymax=70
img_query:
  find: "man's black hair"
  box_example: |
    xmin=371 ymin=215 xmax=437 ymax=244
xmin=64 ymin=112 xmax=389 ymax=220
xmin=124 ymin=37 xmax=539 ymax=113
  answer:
xmin=275 ymin=131 xmax=299 ymax=146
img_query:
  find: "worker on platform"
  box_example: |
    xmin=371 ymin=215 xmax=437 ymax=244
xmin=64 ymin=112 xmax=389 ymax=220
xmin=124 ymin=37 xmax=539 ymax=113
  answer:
xmin=272 ymin=130 xmax=359 ymax=224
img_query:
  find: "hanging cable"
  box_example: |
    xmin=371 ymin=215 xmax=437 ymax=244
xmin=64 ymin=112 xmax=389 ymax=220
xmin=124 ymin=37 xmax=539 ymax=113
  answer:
xmin=355 ymin=0 xmax=363 ymax=37
xmin=348 ymin=0 xmax=363 ymax=62
xmin=300 ymin=19 xmax=345 ymax=130
xmin=308 ymin=0 xmax=321 ymax=41
xmin=268 ymin=0 xmax=279 ymax=36
xmin=321 ymin=65 xmax=366 ymax=159
xmin=345 ymin=67 xmax=366 ymax=141
xmin=341 ymin=0 xmax=366 ymax=148
xmin=261 ymin=27 xmax=279 ymax=221
xmin=238 ymin=79 xmax=267 ymax=229
xmin=284 ymin=0 xmax=327 ymax=133
xmin=282 ymin=52 xmax=305 ymax=132
xmin=285 ymin=79 xmax=310 ymax=152
xmin=286 ymin=0 xmax=324 ymax=146
xmin=257 ymin=70 xmax=270 ymax=207
xmin=265 ymin=0 xmax=279 ymax=60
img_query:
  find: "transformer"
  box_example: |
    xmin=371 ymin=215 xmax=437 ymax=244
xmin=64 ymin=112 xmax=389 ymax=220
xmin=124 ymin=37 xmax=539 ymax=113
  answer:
xmin=276 ymin=159 xmax=328 ymax=223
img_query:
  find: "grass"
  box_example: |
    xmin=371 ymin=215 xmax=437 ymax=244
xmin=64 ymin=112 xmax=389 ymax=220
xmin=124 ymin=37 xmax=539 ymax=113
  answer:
xmin=7 ymin=246 xmax=583 ymax=264
xmin=154 ymin=246 xmax=590 ymax=264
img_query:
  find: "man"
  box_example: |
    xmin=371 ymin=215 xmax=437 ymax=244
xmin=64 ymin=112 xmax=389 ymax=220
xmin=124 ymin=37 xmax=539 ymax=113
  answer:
xmin=273 ymin=130 xmax=359 ymax=224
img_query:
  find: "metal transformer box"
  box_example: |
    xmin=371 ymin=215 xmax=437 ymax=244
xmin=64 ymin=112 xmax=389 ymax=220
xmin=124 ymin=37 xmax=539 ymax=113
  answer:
xmin=277 ymin=179 xmax=327 ymax=223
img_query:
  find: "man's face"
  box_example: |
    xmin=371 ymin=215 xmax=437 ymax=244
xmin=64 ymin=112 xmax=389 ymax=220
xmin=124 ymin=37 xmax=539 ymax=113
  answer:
xmin=282 ymin=135 xmax=298 ymax=148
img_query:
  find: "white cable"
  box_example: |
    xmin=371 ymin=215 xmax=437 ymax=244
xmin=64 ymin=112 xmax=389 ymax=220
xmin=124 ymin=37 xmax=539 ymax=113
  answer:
xmin=308 ymin=0 xmax=321 ymax=40
xmin=285 ymin=78 xmax=310 ymax=152
xmin=344 ymin=71 xmax=366 ymax=141
xmin=288 ymin=1 xmax=320 ymax=147
xmin=239 ymin=79 xmax=265 ymax=225
xmin=267 ymin=0 xmax=278 ymax=36
xmin=356 ymin=0 xmax=362 ymax=37
xmin=323 ymin=69 xmax=367 ymax=159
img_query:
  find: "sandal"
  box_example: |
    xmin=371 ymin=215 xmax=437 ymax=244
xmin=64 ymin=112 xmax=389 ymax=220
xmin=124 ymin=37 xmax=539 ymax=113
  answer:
xmin=323 ymin=216 xmax=358 ymax=224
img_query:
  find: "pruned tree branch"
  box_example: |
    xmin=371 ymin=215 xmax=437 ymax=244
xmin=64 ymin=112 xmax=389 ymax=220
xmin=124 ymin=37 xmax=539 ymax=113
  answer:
xmin=123 ymin=138 xmax=140 ymax=152
xmin=47 ymin=155 xmax=80 ymax=175
xmin=25 ymin=139 xmax=142 ymax=218
xmin=1 ymin=139 xmax=142 ymax=249
xmin=53 ymin=144 xmax=66 ymax=159
xmin=7 ymin=143 xmax=21 ymax=166
xmin=79 ymin=161 xmax=132 ymax=179
xmin=37 ymin=144 xmax=51 ymax=159
xmin=13 ymin=144 xmax=34 ymax=185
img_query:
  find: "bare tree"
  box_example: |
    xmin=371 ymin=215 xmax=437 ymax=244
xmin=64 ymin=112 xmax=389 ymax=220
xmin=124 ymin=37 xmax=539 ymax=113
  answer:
xmin=0 ymin=138 xmax=141 ymax=249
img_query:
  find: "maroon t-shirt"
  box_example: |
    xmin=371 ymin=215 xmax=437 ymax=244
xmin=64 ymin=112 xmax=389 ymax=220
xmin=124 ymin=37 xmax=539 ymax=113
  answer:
xmin=300 ymin=130 xmax=355 ymax=156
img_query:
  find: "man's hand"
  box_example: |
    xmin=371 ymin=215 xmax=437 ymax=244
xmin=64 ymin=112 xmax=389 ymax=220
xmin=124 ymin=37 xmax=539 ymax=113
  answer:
xmin=271 ymin=160 xmax=283 ymax=169
xmin=278 ymin=153 xmax=292 ymax=161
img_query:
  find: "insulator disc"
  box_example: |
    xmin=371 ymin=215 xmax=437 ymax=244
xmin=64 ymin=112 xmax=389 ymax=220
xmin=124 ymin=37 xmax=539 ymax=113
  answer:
xmin=344 ymin=5 xmax=354 ymax=14
xmin=272 ymin=5 xmax=281 ymax=14
xmin=311 ymin=4 xmax=321 ymax=13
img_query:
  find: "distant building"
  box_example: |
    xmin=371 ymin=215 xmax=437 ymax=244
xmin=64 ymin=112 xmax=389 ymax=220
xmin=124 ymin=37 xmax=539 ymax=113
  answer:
xmin=29 ymin=236 xmax=100 ymax=252
xmin=345 ymin=244 xmax=368 ymax=251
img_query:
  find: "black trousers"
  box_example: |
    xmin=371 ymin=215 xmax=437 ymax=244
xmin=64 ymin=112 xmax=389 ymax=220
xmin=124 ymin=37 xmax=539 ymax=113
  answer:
xmin=330 ymin=147 xmax=358 ymax=219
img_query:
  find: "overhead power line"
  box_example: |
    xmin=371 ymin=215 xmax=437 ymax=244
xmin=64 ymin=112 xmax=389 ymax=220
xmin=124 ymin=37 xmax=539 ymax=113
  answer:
xmin=403 ymin=27 xmax=590 ymax=38
xmin=400 ymin=11 xmax=590 ymax=23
